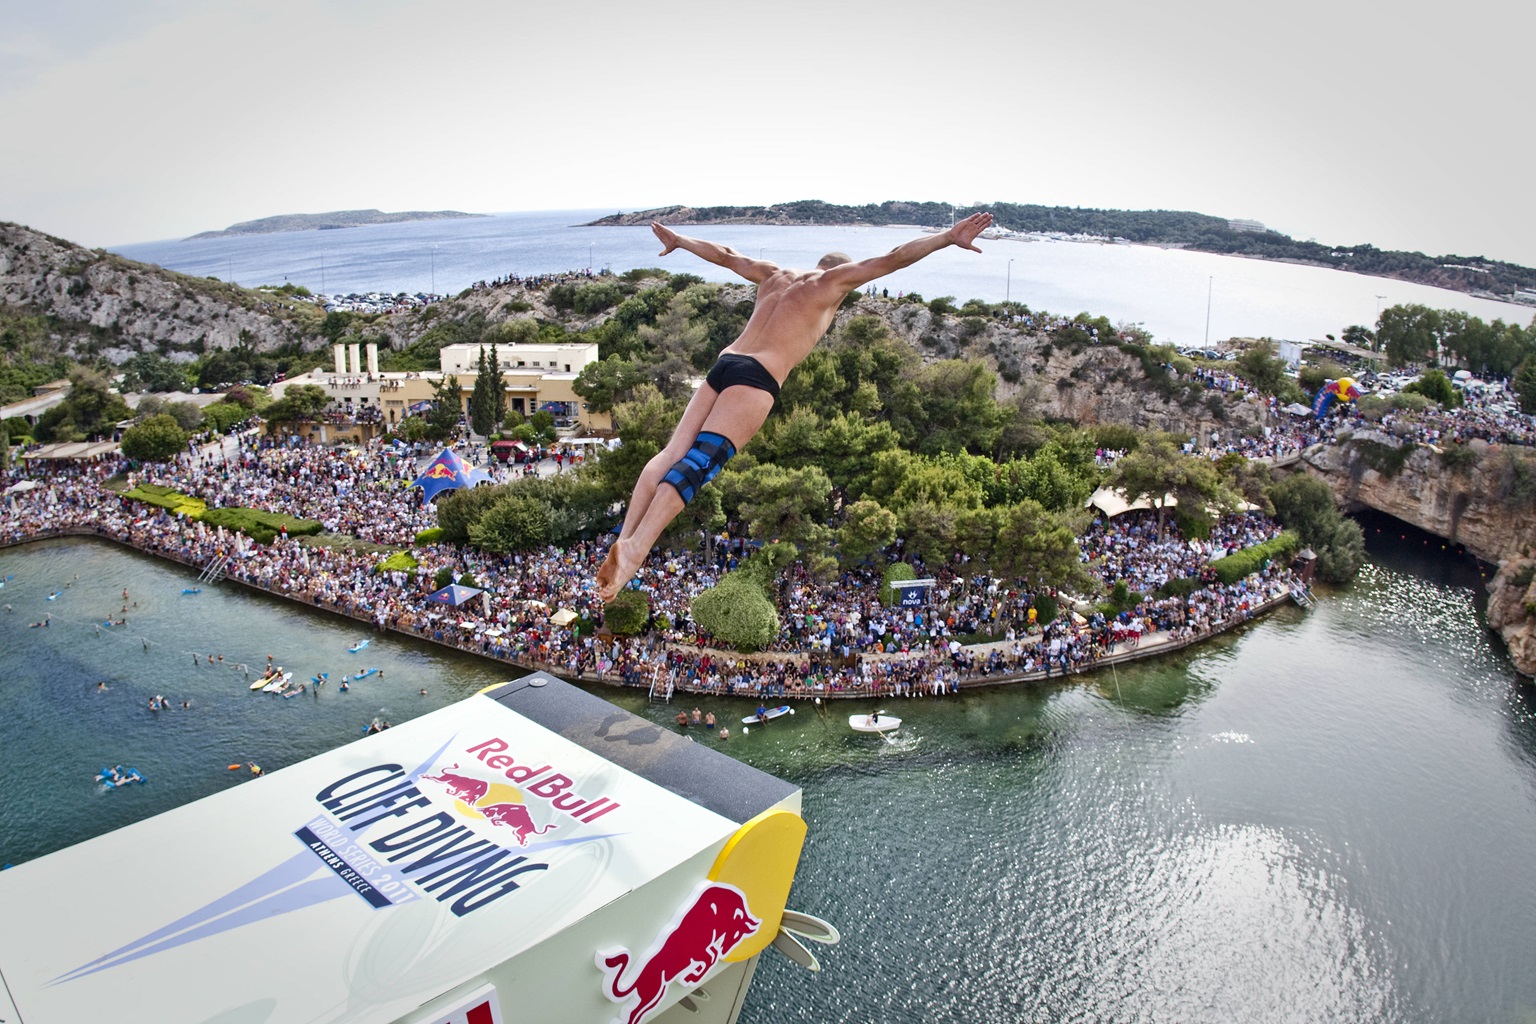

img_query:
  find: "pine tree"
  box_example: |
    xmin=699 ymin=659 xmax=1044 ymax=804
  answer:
xmin=469 ymin=347 xmax=496 ymax=436
xmin=489 ymin=344 xmax=507 ymax=426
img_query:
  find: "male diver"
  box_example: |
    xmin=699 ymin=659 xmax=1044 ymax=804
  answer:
xmin=596 ymin=213 xmax=993 ymax=603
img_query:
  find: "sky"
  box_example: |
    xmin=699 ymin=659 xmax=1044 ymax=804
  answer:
xmin=4 ymin=0 xmax=1533 ymax=265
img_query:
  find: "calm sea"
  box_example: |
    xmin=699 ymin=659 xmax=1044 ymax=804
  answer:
xmin=111 ymin=210 xmax=1535 ymax=349
xmin=3 ymin=526 xmax=1534 ymax=1023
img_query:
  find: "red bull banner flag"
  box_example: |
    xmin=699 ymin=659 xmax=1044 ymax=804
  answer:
xmin=0 ymin=690 xmax=801 ymax=1024
xmin=411 ymin=448 xmax=491 ymax=504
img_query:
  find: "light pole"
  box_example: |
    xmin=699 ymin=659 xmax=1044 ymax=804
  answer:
xmin=319 ymin=252 xmax=326 ymax=295
xmin=430 ymin=245 xmax=438 ymax=295
xmin=588 ymin=243 xmax=593 ymax=271
xmin=1006 ymin=258 xmax=1014 ymax=305
xmin=1204 ymin=275 xmax=1213 ymax=347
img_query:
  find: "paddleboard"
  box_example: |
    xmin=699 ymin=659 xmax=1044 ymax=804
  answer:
xmin=743 ymin=705 xmax=794 ymax=725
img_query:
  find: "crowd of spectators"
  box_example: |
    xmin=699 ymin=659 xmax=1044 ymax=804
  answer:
xmin=0 ymin=429 xmax=1307 ymax=701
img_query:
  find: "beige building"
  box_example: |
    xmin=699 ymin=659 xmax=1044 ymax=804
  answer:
xmin=438 ymin=341 xmax=609 ymax=432
xmin=288 ymin=341 xmax=612 ymax=435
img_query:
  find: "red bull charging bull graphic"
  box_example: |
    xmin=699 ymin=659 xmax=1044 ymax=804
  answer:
xmin=596 ymin=881 xmax=761 ymax=1024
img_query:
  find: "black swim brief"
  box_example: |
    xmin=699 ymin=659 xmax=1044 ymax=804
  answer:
xmin=705 ymin=353 xmax=781 ymax=399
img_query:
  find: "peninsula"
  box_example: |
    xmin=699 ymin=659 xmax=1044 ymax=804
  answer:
xmin=587 ymin=201 xmax=1536 ymax=301
xmin=188 ymin=209 xmax=483 ymax=240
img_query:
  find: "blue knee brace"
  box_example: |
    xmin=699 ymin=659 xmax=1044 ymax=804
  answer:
xmin=662 ymin=431 xmax=736 ymax=504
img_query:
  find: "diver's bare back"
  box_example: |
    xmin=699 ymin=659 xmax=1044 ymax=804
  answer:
xmin=720 ymin=269 xmax=844 ymax=382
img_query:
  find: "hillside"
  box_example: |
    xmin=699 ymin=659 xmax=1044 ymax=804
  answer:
xmin=188 ymin=209 xmax=483 ymax=239
xmin=587 ymin=201 xmax=1536 ymax=299
xmin=0 ymin=220 xmax=1253 ymax=443
xmin=0 ymin=221 xmax=326 ymax=364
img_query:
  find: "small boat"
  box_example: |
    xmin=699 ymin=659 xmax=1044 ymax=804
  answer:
xmin=97 ymin=766 xmax=146 ymax=788
xmin=351 ymin=667 xmax=378 ymax=680
xmin=262 ymin=671 xmax=292 ymax=694
xmin=848 ymin=712 xmax=901 ymax=734
xmin=743 ymin=705 xmax=794 ymax=725
xmin=347 ymin=639 xmax=370 ymax=653
xmin=182 ymin=587 xmax=201 ymax=595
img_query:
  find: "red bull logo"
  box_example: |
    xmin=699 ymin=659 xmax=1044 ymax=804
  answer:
xmin=462 ymin=737 xmax=622 ymax=825
xmin=421 ymin=763 xmax=558 ymax=845
xmin=423 ymin=463 xmax=456 ymax=479
xmin=596 ymin=882 xmax=760 ymax=1024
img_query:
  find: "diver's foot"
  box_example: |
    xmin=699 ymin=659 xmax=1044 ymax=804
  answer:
xmin=598 ymin=539 xmax=645 ymax=604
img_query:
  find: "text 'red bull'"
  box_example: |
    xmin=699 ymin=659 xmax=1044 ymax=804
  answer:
xmin=597 ymin=882 xmax=760 ymax=1024
xmin=464 ymin=737 xmax=620 ymax=825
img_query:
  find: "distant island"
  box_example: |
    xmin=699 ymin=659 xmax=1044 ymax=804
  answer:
xmin=586 ymin=201 xmax=1536 ymax=301
xmin=188 ymin=209 xmax=484 ymax=240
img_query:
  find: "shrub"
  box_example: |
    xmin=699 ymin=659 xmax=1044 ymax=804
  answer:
xmin=1208 ymin=532 xmax=1300 ymax=585
xmin=1107 ymin=579 xmax=1140 ymax=611
xmin=457 ymin=572 xmax=480 ymax=589
xmin=603 ymin=589 xmax=650 ymax=636
xmin=879 ymin=562 xmax=917 ymax=606
xmin=1032 ymin=593 xmax=1059 ymax=624
xmin=690 ymin=573 xmax=779 ymax=652
xmin=1440 ymin=443 xmax=1480 ymax=474
xmin=377 ymin=551 xmax=419 ymax=573
xmin=197 ymin=506 xmax=322 ymax=545
xmin=1353 ymin=439 xmax=1411 ymax=478
xmin=433 ymin=567 xmax=455 ymax=590
xmin=122 ymin=484 xmax=205 ymax=516
xmin=414 ymin=527 xmax=444 ymax=545
xmin=1156 ymin=577 xmax=1200 ymax=599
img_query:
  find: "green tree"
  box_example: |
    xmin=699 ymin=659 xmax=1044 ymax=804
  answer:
xmin=573 ymin=356 xmax=649 ymax=413
xmin=836 ymin=499 xmax=897 ymax=567
xmin=489 ymin=345 xmax=507 ymax=426
xmin=690 ymin=572 xmax=779 ymax=652
xmin=1109 ymin=434 xmax=1231 ymax=540
xmin=895 ymin=500 xmax=958 ymax=566
xmin=120 ymin=413 xmax=188 ymax=462
xmin=1514 ymin=357 xmax=1536 ymax=415
xmin=429 ymin=375 xmax=462 ymax=438
xmin=730 ymin=462 xmax=834 ymax=556
xmin=1268 ymin=473 xmax=1364 ymax=583
xmin=636 ymin=292 xmax=708 ymax=398
xmin=1378 ymin=304 xmax=1444 ymax=366
xmin=120 ymin=353 xmax=190 ymax=393
xmin=597 ymin=386 xmax=683 ymax=499
xmin=164 ymin=401 xmax=205 ymax=432
xmin=469 ymin=494 xmax=552 ymax=553
xmin=1236 ymin=340 xmax=1291 ymax=397
xmin=1403 ymin=369 xmax=1461 ymax=408
xmin=434 ymin=482 xmax=507 ymax=543
xmin=910 ymin=360 xmax=1007 ymax=455
xmin=261 ymin=384 xmax=330 ymax=424
xmin=469 ymin=348 xmax=497 ymax=436
xmin=35 ymin=368 xmax=132 ymax=442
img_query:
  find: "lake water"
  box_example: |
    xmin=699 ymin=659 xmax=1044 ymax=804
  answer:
xmin=3 ymin=527 xmax=1534 ymax=1023
xmin=111 ymin=211 xmax=1536 ymax=350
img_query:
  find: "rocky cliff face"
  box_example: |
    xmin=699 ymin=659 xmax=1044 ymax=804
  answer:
xmin=1302 ymin=434 xmax=1536 ymax=675
xmin=0 ymin=222 xmax=321 ymax=360
xmin=1488 ymin=559 xmax=1536 ymax=678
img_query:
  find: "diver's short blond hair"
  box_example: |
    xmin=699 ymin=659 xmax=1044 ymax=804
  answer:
xmin=818 ymin=252 xmax=851 ymax=269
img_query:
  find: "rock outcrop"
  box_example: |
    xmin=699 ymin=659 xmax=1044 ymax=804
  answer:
xmin=1487 ymin=558 xmax=1536 ymax=677
xmin=1302 ymin=434 xmax=1536 ymax=675
xmin=0 ymin=222 xmax=322 ymax=360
